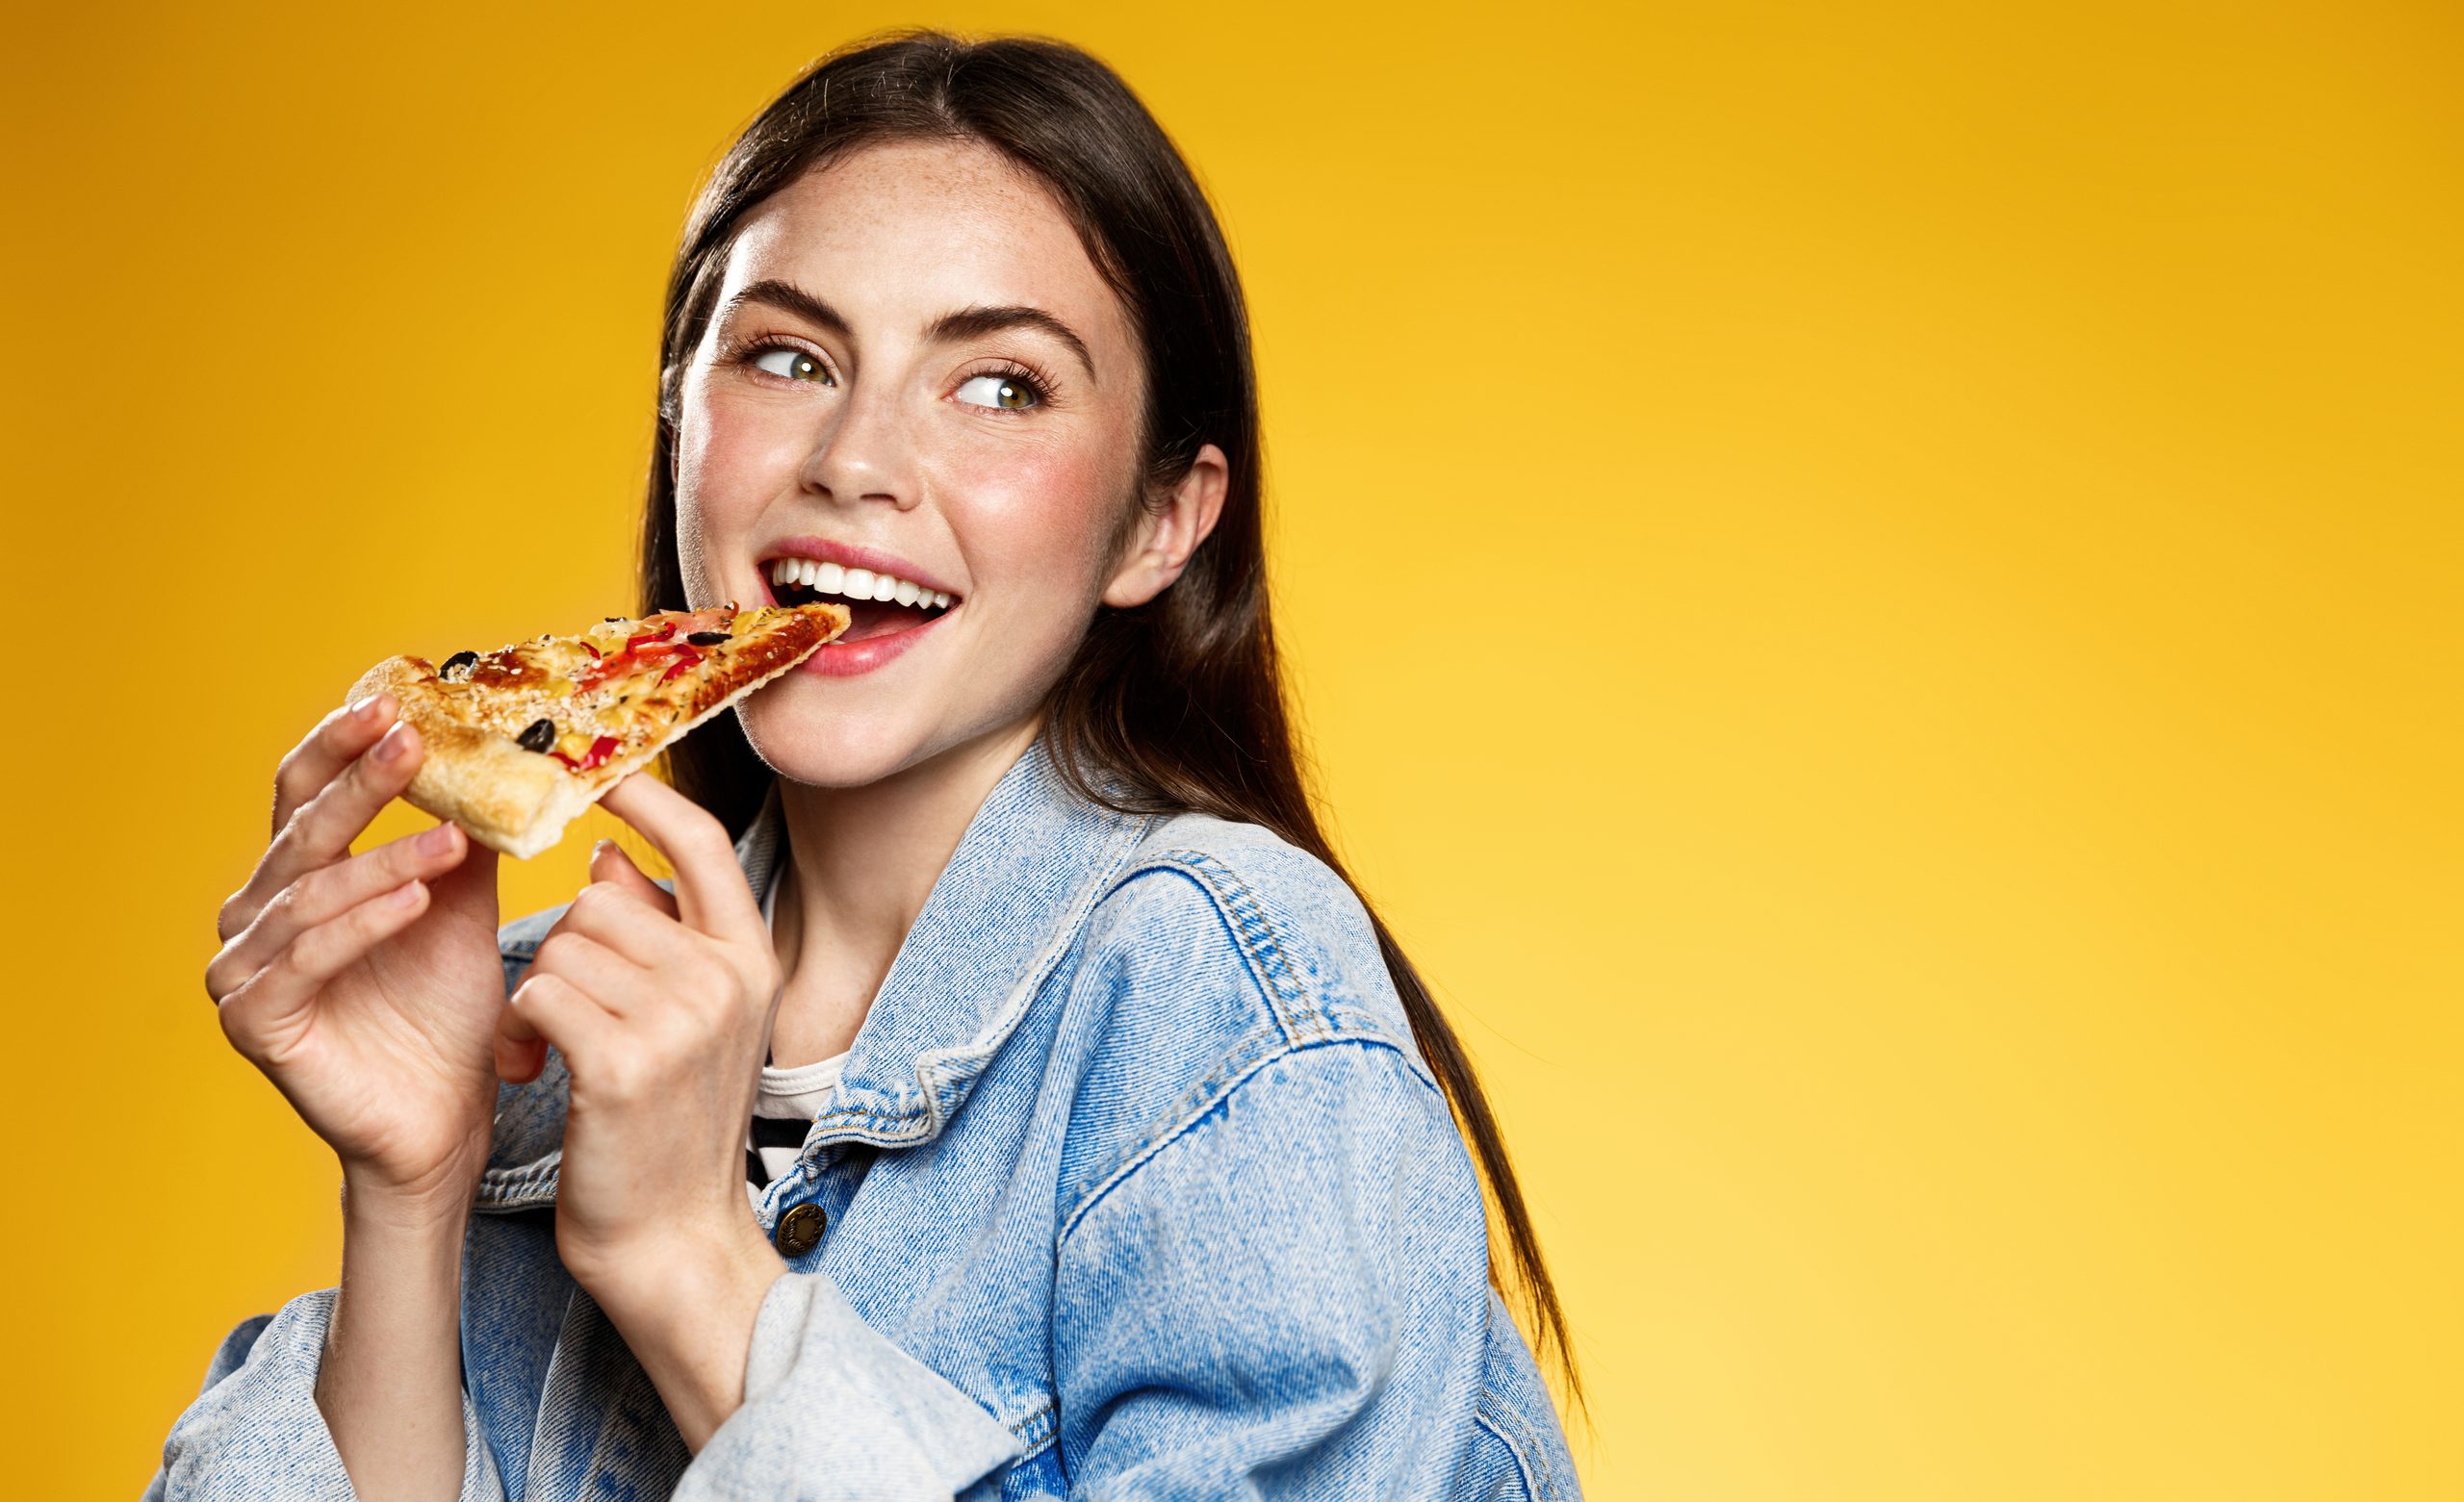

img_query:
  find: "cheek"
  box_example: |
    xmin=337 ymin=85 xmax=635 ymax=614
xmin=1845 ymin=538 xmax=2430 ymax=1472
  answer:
xmin=678 ymin=390 xmax=805 ymax=510
xmin=928 ymin=433 xmax=1128 ymax=595
xmin=673 ymin=389 xmax=812 ymax=597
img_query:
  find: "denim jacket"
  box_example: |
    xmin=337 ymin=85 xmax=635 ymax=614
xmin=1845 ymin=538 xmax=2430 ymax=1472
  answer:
xmin=148 ymin=737 xmax=1578 ymax=1499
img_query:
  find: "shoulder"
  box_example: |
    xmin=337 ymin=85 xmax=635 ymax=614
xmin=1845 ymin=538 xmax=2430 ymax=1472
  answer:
xmin=1078 ymin=810 xmax=1425 ymax=1070
xmin=1048 ymin=811 xmax=1456 ymax=1219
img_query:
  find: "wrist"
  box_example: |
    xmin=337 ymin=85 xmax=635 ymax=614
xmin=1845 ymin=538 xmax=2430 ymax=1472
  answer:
xmin=582 ymin=1212 xmax=783 ymax=1331
xmin=339 ymin=1141 xmax=489 ymax=1236
xmin=584 ymin=1216 xmax=783 ymax=1454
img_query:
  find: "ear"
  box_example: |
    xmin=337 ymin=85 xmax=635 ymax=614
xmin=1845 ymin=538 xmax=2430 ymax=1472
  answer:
xmin=1102 ymin=444 xmax=1229 ymax=608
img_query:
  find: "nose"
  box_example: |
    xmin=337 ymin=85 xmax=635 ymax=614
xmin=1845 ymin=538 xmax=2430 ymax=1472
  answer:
xmin=796 ymin=377 xmax=918 ymax=511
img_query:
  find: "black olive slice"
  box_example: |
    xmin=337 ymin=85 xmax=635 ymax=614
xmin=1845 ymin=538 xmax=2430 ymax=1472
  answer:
xmin=441 ymin=649 xmax=478 ymax=677
xmin=515 ymin=719 xmax=556 ymax=753
xmin=686 ymin=630 xmax=730 ymax=645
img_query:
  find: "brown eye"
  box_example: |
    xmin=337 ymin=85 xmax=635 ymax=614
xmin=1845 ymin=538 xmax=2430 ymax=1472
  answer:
xmin=752 ymin=347 xmax=829 ymax=383
xmin=955 ymin=373 xmax=1039 ymax=410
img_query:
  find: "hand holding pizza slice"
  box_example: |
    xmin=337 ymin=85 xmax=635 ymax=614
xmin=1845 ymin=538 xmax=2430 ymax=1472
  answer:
xmin=348 ymin=601 xmax=848 ymax=859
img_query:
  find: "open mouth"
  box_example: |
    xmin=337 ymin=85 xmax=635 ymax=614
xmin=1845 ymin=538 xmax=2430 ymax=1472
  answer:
xmin=760 ymin=555 xmax=959 ymax=643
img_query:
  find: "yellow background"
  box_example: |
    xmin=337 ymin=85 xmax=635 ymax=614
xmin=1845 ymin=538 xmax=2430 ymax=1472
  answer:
xmin=4 ymin=2 xmax=2455 ymax=1497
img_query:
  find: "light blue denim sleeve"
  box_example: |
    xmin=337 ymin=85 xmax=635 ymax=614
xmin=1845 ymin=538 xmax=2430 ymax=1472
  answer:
xmin=1050 ymin=1038 xmax=1513 ymax=1497
xmin=675 ymin=1272 xmax=1022 ymax=1500
xmin=1001 ymin=844 xmax=1576 ymax=1499
xmin=143 ymin=1287 xmax=505 ymax=1501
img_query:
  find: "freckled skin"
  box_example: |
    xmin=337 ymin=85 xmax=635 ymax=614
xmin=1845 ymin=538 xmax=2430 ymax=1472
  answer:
xmin=672 ymin=139 xmax=1150 ymax=787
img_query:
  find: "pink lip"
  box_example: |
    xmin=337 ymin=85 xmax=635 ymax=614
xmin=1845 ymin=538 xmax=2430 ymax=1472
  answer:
xmin=755 ymin=570 xmax=952 ymax=678
xmin=757 ymin=535 xmax=961 ymax=600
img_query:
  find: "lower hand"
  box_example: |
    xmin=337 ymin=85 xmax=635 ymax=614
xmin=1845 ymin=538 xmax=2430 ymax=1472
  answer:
xmin=494 ymin=772 xmax=788 ymax=1446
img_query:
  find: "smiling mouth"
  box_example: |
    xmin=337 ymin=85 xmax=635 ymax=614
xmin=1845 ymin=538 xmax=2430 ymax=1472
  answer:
xmin=762 ymin=556 xmax=958 ymax=643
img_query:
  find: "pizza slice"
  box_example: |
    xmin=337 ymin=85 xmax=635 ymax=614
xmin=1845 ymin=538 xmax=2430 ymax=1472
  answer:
xmin=348 ymin=600 xmax=849 ymax=858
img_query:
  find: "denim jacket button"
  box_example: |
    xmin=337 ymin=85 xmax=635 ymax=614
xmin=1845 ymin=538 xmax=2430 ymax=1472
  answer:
xmin=772 ymin=1202 xmax=826 ymax=1258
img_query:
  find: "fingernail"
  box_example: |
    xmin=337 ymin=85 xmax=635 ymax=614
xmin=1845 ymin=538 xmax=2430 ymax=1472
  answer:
xmin=378 ymin=723 xmax=412 ymax=762
xmin=418 ymin=823 xmax=458 ymax=854
xmin=386 ymin=879 xmax=424 ymax=907
xmin=348 ymin=695 xmax=376 ymax=721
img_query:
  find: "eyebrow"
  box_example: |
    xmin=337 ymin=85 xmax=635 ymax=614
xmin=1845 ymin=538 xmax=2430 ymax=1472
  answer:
xmin=720 ymin=279 xmax=1096 ymax=381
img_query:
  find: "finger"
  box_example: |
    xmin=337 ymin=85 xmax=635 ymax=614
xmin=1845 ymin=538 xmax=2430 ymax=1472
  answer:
xmin=496 ymin=973 xmax=619 ymax=1082
xmin=527 ymin=929 xmax=649 ymax=1018
xmin=553 ymin=878 xmax=695 ymax=972
xmin=215 ymin=878 xmax=431 ymax=1052
xmin=271 ymin=692 xmax=398 ymax=837
xmin=497 ymin=1032 xmax=549 ymax=1085
xmin=589 ymin=839 xmax=680 ymax=920
xmin=594 ymin=774 xmax=761 ymax=943
xmin=225 ymin=695 xmax=405 ymax=941
xmin=226 ymin=715 xmax=431 ymax=941
xmin=208 ymin=822 xmax=469 ymax=1002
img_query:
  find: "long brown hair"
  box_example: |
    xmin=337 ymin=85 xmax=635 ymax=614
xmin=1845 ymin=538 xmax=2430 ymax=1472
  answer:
xmin=641 ymin=28 xmax=1579 ymax=1409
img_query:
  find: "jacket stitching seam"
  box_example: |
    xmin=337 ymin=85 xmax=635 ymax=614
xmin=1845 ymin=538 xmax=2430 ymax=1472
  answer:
xmin=1061 ymin=1021 xmax=1294 ymax=1222
xmin=1473 ymin=1398 xmax=1552 ymax=1500
xmin=1056 ymin=1034 xmax=1414 ymax=1245
xmin=1114 ymin=852 xmax=1312 ymax=1039
xmin=1007 ymin=1397 xmax=1058 ymax=1461
xmin=1062 ymin=841 xmax=1449 ymax=1236
xmin=1105 ymin=850 xmax=1332 ymax=1045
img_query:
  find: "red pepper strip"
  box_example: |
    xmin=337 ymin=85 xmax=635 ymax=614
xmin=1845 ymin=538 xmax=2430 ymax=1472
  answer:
xmin=625 ymin=623 xmax=677 ymax=651
xmin=578 ymin=639 xmax=601 ymax=658
xmin=551 ymin=734 xmax=621 ymax=773
xmin=580 ymin=639 xmax=671 ymax=689
xmin=658 ymin=652 xmax=702 ymax=683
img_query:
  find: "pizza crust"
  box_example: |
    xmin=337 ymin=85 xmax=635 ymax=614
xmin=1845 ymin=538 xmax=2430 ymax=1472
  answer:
xmin=348 ymin=603 xmax=845 ymax=859
xmin=348 ymin=656 xmax=572 ymax=857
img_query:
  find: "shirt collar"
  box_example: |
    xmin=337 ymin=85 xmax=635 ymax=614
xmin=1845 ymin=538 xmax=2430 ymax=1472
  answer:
xmin=475 ymin=733 xmax=1153 ymax=1209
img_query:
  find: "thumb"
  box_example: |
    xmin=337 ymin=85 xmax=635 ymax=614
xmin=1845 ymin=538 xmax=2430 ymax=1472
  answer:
xmin=590 ymin=838 xmax=680 ymax=919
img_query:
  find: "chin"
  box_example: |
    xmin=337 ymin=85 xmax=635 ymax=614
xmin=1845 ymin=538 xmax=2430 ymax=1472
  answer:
xmin=738 ymin=697 xmax=937 ymax=789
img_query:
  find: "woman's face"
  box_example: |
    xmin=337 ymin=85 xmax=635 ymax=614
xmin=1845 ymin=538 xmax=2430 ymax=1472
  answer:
xmin=671 ymin=138 xmax=1156 ymax=789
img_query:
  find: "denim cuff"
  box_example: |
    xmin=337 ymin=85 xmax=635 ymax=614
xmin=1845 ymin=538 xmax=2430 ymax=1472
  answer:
xmin=150 ymin=1286 xmax=504 ymax=1502
xmin=677 ymin=1270 xmax=1022 ymax=1498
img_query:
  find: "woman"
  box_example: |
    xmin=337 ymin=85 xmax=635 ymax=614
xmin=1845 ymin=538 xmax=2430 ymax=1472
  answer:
xmin=162 ymin=29 xmax=1578 ymax=1500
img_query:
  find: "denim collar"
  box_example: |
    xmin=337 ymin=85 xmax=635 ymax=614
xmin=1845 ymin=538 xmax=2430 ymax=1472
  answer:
xmin=475 ymin=734 xmax=1155 ymax=1211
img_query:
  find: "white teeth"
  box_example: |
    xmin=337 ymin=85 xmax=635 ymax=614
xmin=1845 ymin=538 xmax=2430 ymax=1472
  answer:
xmin=765 ymin=556 xmax=954 ymax=610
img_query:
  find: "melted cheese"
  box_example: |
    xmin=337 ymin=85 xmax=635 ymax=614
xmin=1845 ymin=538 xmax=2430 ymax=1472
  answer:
xmin=424 ymin=604 xmax=830 ymax=773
